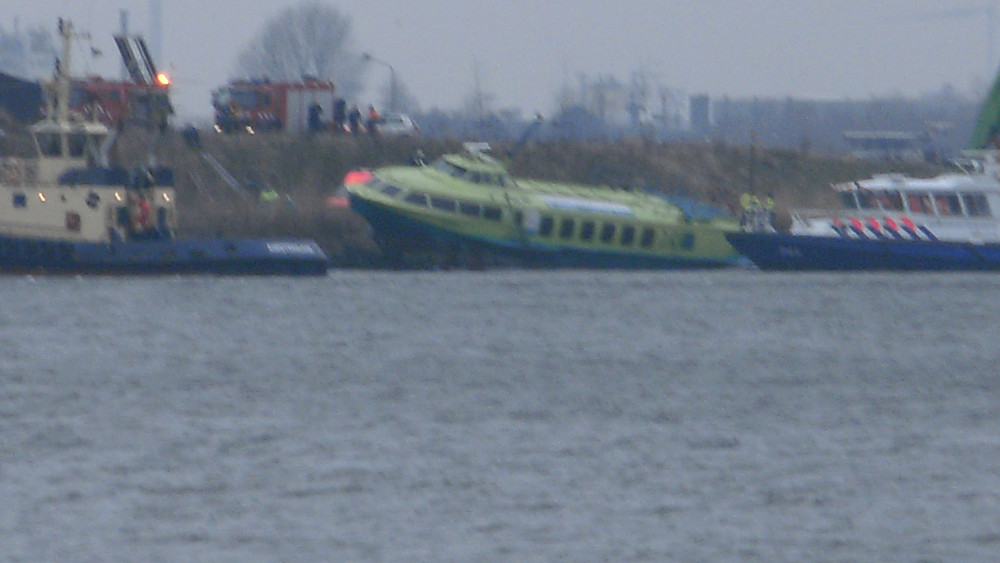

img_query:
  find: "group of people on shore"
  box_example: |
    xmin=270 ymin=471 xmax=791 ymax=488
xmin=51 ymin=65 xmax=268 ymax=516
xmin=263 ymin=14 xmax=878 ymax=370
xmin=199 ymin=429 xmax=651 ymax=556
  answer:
xmin=308 ymin=98 xmax=381 ymax=136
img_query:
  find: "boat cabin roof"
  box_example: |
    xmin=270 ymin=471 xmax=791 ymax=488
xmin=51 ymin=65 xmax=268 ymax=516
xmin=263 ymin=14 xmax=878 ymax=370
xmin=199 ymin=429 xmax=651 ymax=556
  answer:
xmin=834 ymin=150 xmax=1000 ymax=196
xmin=435 ymin=154 xmax=514 ymax=188
xmin=835 ymin=174 xmax=982 ymax=194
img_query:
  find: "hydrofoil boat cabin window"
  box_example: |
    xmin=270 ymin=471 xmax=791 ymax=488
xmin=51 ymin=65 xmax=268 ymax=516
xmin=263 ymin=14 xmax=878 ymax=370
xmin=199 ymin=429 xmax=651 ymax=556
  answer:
xmin=559 ymin=218 xmax=575 ymax=239
xmin=483 ymin=206 xmax=502 ymax=220
xmin=539 ymin=215 xmax=554 ymax=236
xmin=640 ymin=227 xmax=655 ymax=248
xmin=459 ymin=202 xmax=480 ymax=216
xmin=404 ymin=192 xmax=427 ymax=206
xmin=600 ymin=223 xmax=616 ymax=243
xmin=380 ymin=184 xmax=401 ymax=197
xmin=430 ymin=196 xmax=456 ymax=212
xmin=432 ymin=158 xmax=512 ymax=187
xmin=621 ymin=225 xmax=636 ymax=246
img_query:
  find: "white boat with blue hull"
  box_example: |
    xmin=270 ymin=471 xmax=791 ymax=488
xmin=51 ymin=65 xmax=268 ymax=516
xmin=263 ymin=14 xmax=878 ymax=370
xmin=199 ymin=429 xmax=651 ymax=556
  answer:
xmin=0 ymin=19 xmax=328 ymax=275
xmin=728 ymin=49 xmax=1000 ymax=272
xmin=726 ymin=151 xmax=1000 ymax=271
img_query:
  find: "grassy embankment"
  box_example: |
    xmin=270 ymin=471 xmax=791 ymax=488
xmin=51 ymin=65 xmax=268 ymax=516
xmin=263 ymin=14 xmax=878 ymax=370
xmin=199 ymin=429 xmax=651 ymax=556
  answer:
xmin=160 ymin=132 xmax=940 ymax=266
xmin=3 ymin=115 xmax=945 ymax=266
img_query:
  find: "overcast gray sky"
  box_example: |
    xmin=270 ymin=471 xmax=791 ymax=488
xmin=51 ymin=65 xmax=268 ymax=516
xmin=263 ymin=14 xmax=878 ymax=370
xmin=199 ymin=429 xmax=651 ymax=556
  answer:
xmin=7 ymin=0 xmax=1000 ymax=120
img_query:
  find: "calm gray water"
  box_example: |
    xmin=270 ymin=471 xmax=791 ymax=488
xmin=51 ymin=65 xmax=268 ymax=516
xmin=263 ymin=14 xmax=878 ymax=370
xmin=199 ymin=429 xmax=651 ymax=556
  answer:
xmin=1 ymin=271 xmax=998 ymax=562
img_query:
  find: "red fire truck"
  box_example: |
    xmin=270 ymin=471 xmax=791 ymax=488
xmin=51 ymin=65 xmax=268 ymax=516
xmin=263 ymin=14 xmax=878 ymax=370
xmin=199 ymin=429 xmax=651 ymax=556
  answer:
xmin=30 ymin=34 xmax=173 ymax=131
xmin=211 ymin=78 xmax=336 ymax=134
xmin=69 ymin=74 xmax=172 ymax=131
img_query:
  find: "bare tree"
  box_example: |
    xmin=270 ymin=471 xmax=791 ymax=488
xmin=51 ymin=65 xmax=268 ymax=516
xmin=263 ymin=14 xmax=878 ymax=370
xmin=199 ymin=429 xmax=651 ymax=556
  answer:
xmin=234 ymin=2 xmax=364 ymax=99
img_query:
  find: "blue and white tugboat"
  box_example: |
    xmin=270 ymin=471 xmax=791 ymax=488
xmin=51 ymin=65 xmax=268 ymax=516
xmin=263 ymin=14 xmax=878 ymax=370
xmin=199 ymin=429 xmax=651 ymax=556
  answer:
xmin=725 ymin=152 xmax=1000 ymax=270
xmin=0 ymin=20 xmax=328 ymax=275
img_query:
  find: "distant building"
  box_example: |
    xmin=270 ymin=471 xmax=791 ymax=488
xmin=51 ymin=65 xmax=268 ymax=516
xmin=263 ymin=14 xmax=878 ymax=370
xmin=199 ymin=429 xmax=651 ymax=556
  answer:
xmin=581 ymin=76 xmax=630 ymax=127
xmin=561 ymin=72 xmax=695 ymax=138
xmin=657 ymin=87 xmax=689 ymax=131
xmin=705 ymin=94 xmax=978 ymax=157
xmin=0 ymin=24 xmax=56 ymax=80
xmin=689 ymin=94 xmax=712 ymax=133
xmin=843 ymin=130 xmax=928 ymax=161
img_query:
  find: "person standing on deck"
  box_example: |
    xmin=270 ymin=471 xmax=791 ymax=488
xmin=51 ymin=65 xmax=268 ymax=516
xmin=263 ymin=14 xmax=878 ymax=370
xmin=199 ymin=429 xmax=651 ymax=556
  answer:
xmin=763 ymin=192 xmax=776 ymax=230
xmin=740 ymin=192 xmax=760 ymax=230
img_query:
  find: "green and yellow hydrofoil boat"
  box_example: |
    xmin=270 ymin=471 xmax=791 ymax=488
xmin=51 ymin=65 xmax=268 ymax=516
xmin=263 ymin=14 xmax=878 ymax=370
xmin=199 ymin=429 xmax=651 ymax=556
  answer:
xmin=343 ymin=143 xmax=740 ymax=269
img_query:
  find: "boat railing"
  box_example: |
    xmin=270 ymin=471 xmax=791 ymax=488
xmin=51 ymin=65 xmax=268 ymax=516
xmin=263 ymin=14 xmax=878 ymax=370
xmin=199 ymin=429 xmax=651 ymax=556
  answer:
xmin=1 ymin=157 xmax=39 ymax=187
xmin=789 ymin=208 xmax=861 ymax=230
xmin=740 ymin=206 xmax=776 ymax=232
xmin=957 ymin=149 xmax=1000 ymax=175
xmin=790 ymin=208 xmax=841 ymax=220
xmin=950 ymin=157 xmax=984 ymax=174
xmin=790 ymin=206 xmax=985 ymax=229
xmin=790 ymin=208 xmax=905 ymax=224
xmin=462 ymin=142 xmax=501 ymax=165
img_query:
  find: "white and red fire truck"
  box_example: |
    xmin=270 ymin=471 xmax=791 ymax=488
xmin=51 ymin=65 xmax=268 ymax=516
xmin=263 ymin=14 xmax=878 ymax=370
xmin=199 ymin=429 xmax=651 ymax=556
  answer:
xmin=211 ymin=78 xmax=336 ymax=134
xmin=69 ymin=73 xmax=172 ymax=130
xmin=45 ymin=33 xmax=173 ymax=131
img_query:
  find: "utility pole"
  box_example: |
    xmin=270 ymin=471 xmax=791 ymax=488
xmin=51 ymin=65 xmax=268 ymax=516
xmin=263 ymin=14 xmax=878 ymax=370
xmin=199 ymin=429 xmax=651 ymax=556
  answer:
xmin=362 ymin=52 xmax=397 ymax=113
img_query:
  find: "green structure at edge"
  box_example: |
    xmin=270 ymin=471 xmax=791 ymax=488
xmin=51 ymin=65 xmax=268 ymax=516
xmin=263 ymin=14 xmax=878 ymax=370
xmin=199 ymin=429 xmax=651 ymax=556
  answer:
xmin=970 ymin=64 xmax=1000 ymax=149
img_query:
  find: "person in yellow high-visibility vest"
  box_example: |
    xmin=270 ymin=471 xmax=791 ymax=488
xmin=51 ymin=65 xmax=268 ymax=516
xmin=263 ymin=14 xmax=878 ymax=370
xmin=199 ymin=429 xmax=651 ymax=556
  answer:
xmin=259 ymin=188 xmax=280 ymax=203
xmin=763 ymin=192 xmax=776 ymax=229
xmin=739 ymin=192 xmax=760 ymax=230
